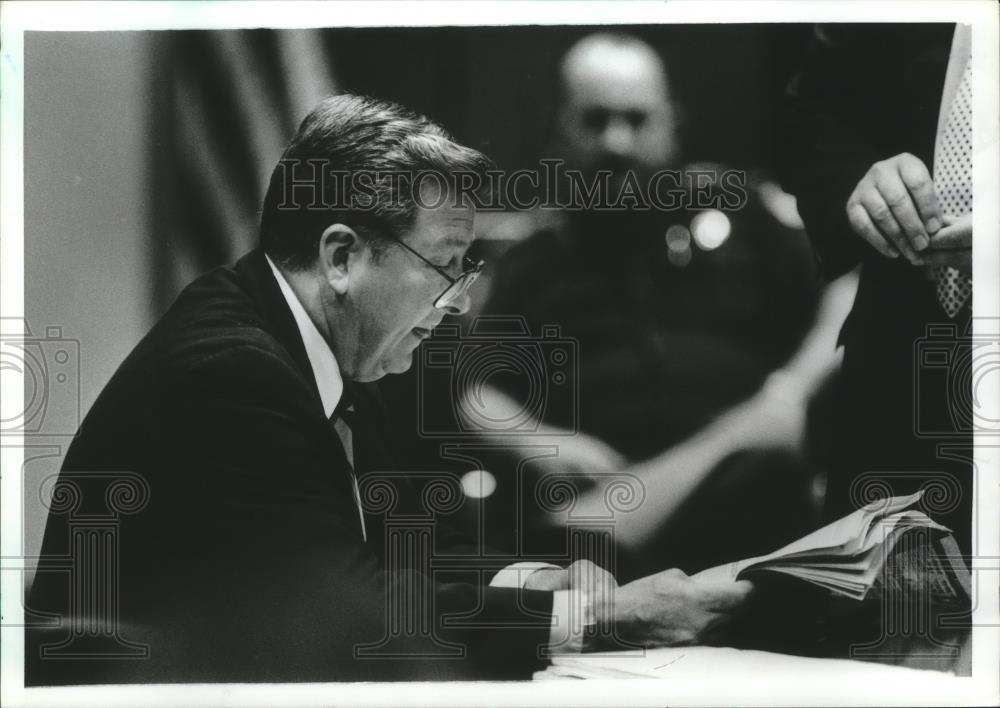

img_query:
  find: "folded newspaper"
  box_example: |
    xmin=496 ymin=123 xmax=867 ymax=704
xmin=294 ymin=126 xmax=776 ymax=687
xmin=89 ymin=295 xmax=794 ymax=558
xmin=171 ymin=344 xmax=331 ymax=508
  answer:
xmin=693 ymin=490 xmax=969 ymax=601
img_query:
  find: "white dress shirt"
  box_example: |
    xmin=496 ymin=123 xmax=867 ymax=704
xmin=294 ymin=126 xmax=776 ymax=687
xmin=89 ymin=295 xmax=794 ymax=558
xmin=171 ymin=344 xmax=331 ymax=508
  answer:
xmin=266 ymin=255 xmax=343 ymax=419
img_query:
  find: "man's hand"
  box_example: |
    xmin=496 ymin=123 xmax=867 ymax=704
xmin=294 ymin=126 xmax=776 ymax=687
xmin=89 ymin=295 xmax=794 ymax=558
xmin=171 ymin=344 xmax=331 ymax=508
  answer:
xmin=845 ymin=153 xmax=942 ymax=264
xmin=524 ymin=559 xmax=618 ymax=598
xmin=606 ymin=568 xmax=753 ymax=647
xmin=923 ymin=213 xmax=972 ymax=275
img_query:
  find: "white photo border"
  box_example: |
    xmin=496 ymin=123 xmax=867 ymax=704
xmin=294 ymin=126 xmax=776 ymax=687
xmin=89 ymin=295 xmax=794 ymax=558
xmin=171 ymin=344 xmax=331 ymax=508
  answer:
xmin=2 ymin=2 xmax=997 ymax=706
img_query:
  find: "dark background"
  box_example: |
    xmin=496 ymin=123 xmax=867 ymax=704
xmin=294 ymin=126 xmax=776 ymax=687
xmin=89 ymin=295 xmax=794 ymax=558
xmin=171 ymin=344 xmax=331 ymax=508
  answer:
xmin=330 ymin=24 xmax=812 ymax=172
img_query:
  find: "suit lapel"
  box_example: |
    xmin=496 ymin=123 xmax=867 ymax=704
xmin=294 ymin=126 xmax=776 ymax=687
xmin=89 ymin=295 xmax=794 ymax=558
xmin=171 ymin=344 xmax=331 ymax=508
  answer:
xmin=235 ymin=248 xmax=374 ymax=540
xmin=234 ymin=248 xmax=325 ymax=409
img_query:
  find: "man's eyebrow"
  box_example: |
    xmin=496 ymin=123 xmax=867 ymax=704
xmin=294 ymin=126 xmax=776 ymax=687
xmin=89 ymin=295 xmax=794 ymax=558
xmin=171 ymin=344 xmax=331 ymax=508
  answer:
xmin=443 ymin=235 xmax=473 ymax=248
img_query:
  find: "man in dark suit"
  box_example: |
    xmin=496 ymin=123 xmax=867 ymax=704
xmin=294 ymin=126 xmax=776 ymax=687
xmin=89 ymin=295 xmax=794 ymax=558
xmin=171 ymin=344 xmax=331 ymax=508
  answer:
xmin=781 ymin=24 xmax=974 ymax=553
xmin=26 ymin=94 xmax=752 ymax=683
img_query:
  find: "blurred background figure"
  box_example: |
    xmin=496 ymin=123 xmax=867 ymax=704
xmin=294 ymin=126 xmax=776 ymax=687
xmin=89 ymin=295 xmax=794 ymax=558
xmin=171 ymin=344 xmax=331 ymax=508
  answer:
xmin=553 ymin=33 xmax=680 ymax=200
xmin=467 ymin=33 xmax=855 ymax=580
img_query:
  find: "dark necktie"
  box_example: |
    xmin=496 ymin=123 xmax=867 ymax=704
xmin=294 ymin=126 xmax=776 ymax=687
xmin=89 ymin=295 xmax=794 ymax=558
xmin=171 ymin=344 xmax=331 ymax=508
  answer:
xmin=330 ymin=396 xmax=367 ymax=542
xmin=934 ymin=47 xmax=973 ymax=318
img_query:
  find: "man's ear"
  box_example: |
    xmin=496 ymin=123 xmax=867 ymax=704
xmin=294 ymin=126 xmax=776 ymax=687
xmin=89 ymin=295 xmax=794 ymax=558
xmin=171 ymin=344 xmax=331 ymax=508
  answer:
xmin=317 ymin=223 xmax=359 ymax=295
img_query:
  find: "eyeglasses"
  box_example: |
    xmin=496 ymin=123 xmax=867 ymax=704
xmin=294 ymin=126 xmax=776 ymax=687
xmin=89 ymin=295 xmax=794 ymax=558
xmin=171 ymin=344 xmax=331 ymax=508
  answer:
xmin=386 ymin=234 xmax=485 ymax=311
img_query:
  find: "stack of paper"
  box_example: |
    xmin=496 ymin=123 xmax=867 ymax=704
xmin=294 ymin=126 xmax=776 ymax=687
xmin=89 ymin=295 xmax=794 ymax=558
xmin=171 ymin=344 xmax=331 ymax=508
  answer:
xmin=694 ymin=491 xmax=956 ymax=600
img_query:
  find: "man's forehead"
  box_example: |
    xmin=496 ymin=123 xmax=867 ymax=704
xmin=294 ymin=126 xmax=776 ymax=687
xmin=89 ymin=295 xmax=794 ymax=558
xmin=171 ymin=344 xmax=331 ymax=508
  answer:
xmin=563 ymin=46 xmax=669 ymax=109
xmin=410 ymin=205 xmax=475 ymax=252
xmin=567 ymin=73 xmax=667 ymax=112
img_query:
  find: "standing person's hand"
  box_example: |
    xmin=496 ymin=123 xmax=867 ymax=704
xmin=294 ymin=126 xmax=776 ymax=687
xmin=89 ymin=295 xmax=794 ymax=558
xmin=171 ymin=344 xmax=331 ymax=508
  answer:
xmin=923 ymin=213 xmax=972 ymax=275
xmin=845 ymin=153 xmax=942 ymax=264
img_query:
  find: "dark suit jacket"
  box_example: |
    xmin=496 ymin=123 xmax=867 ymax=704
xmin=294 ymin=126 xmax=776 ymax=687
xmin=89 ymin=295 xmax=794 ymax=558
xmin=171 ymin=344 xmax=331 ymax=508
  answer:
xmin=780 ymin=24 xmax=972 ymax=549
xmin=26 ymin=248 xmax=553 ymax=684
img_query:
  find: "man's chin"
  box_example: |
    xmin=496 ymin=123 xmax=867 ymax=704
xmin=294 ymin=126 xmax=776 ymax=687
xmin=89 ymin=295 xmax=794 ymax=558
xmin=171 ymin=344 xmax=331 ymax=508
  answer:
xmin=351 ymin=349 xmax=416 ymax=382
xmin=386 ymin=358 xmax=413 ymax=375
xmin=374 ymin=354 xmax=415 ymax=379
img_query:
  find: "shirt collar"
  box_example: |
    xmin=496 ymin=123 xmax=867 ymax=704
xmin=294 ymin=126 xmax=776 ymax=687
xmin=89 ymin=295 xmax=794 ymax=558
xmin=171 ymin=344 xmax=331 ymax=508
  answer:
xmin=265 ymin=255 xmax=343 ymax=418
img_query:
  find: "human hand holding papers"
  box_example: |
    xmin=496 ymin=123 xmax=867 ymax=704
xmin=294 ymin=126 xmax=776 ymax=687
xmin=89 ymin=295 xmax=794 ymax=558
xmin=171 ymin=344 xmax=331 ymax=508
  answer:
xmin=537 ymin=492 xmax=970 ymax=681
xmin=693 ymin=491 xmax=968 ymax=601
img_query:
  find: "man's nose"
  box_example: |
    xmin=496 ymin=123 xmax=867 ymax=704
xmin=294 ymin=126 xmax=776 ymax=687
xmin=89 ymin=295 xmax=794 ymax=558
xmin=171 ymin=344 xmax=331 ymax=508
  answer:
xmin=600 ymin=117 xmax=636 ymax=157
xmin=441 ymin=290 xmax=472 ymax=316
